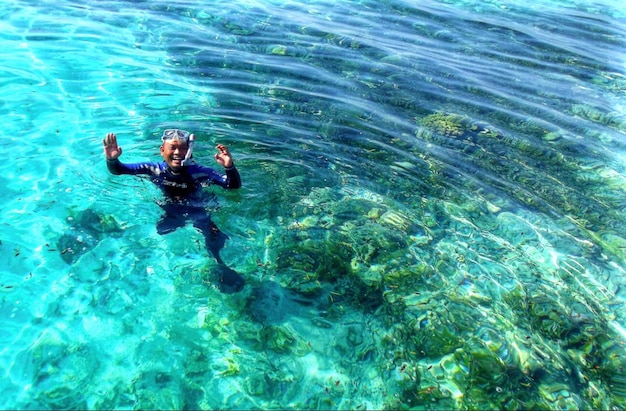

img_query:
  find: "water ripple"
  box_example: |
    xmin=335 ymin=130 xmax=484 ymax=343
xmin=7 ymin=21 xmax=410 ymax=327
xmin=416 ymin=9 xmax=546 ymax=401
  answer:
xmin=2 ymin=0 xmax=626 ymax=409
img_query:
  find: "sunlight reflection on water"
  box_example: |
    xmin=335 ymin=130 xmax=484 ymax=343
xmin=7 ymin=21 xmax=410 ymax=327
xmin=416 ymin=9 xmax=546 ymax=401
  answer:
xmin=1 ymin=0 xmax=626 ymax=409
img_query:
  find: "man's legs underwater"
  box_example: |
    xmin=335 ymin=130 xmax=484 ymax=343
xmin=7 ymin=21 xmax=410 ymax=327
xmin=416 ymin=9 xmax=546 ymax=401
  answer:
xmin=156 ymin=204 xmax=244 ymax=293
xmin=191 ymin=210 xmax=227 ymax=264
xmin=156 ymin=204 xmax=187 ymax=235
xmin=191 ymin=209 xmax=245 ymax=293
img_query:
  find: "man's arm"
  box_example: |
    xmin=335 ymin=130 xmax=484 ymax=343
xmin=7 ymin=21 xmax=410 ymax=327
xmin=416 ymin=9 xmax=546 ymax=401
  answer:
xmin=106 ymin=157 xmax=162 ymax=176
xmin=214 ymin=144 xmax=241 ymax=189
xmin=189 ymin=164 xmax=241 ymax=189
xmin=103 ymin=132 xmax=161 ymax=176
xmin=224 ymin=164 xmax=241 ymax=189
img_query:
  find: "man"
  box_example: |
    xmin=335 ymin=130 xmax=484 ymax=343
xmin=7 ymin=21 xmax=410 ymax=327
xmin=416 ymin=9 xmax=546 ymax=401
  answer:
xmin=103 ymin=129 xmax=244 ymax=292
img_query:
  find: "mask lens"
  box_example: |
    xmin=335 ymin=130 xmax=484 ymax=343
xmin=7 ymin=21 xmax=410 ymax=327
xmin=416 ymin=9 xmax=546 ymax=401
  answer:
xmin=162 ymin=129 xmax=190 ymax=142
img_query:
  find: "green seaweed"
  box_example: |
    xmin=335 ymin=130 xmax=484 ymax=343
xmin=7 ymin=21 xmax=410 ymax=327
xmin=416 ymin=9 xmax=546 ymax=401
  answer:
xmin=571 ymin=104 xmax=626 ymax=130
xmin=275 ymin=236 xmax=353 ymax=282
xmin=257 ymin=324 xmax=311 ymax=355
xmin=419 ymin=112 xmax=470 ymax=137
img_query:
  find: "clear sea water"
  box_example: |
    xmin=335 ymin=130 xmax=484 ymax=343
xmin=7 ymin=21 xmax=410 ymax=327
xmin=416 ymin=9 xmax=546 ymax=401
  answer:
xmin=1 ymin=0 xmax=625 ymax=409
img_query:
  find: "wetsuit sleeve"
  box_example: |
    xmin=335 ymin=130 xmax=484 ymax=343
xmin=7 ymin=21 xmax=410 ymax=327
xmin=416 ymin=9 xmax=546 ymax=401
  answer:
xmin=225 ymin=165 xmax=242 ymax=189
xmin=189 ymin=164 xmax=241 ymax=189
xmin=106 ymin=158 xmax=162 ymax=176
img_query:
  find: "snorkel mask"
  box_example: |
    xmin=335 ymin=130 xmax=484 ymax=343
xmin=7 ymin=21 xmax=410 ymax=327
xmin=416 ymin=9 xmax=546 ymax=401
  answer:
xmin=161 ymin=129 xmax=195 ymax=166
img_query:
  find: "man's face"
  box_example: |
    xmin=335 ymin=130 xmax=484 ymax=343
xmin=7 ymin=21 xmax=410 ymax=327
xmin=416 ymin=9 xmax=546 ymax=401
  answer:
xmin=160 ymin=139 xmax=189 ymax=171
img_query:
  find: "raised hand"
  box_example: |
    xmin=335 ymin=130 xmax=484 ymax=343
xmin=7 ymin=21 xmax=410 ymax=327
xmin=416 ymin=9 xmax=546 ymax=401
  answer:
xmin=103 ymin=132 xmax=122 ymax=160
xmin=214 ymin=144 xmax=233 ymax=168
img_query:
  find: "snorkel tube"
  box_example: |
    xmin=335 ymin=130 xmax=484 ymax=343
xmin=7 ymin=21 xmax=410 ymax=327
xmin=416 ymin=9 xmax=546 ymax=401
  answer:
xmin=181 ymin=133 xmax=195 ymax=166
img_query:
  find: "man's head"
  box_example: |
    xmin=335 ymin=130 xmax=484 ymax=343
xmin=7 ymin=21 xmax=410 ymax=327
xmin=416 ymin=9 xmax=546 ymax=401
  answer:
xmin=160 ymin=129 xmax=191 ymax=171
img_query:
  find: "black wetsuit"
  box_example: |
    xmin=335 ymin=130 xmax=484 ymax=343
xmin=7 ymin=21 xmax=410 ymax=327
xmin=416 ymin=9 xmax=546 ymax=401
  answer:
xmin=106 ymin=159 xmax=241 ymax=195
xmin=106 ymin=158 xmax=244 ymax=292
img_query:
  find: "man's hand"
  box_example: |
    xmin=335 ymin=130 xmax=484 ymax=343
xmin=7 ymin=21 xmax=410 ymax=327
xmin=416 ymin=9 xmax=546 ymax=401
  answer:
xmin=214 ymin=144 xmax=233 ymax=168
xmin=103 ymin=132 xmax=122 ymax=160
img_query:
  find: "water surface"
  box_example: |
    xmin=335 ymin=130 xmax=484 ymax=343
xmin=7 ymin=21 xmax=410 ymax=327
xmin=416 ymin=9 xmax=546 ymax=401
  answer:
xmin=1 ymin=0 xmax=626 ymax=409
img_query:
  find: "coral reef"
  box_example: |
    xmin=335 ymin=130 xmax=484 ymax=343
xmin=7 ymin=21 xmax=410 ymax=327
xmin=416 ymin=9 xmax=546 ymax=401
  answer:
xmin=419 ymin=112 xmax=470 ymax=137
xmin=56 ymin=208 xmax=123 ymax=264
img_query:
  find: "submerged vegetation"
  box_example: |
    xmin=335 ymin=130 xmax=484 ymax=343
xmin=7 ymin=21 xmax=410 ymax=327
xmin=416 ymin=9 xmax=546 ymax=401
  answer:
xmin=251 ymin=162 xmax=626 ymax=409
xmin=419 ymin=112 xmax=470 ymax=137
xmin=4 ymin=0 xmax=626 ymax=409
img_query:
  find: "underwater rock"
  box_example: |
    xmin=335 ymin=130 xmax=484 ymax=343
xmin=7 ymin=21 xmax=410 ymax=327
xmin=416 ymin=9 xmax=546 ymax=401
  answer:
xmin=76 ymin=208 xmax=123 ymax=235
xmin=134 ymin=370 xmax=183 ymax=410
xmin=275 ymin=237 xmax=353 ymax=282
xmin=245 ymin=374 xmax=270 ymax=396
xmin=184 ymin=350 xmax=211 ymax=376
xmin=419 ymin=112 xmax=469 ymax=137
xmin=379 ymin=210 xmax=412 ymax=233
xmin=256 ymin=324 xmax=311 ymax=356
xmin=258 ymin=325 xmax=295 ymax=353
xmin=537 ymin=381 xmax=580 ymax=410
xmin=528 ymin=293 xmax=575 ymax=340
xmin=96 ymin=285 xmax=133 ymax=315
xmin=542 ymin=131 xmax=562 ymax=142
xmin=286 ymin=276 xmax=324 ymax=297
xmin=248 ymin=281 xmax=289 ymax=325
xmin=336 ymin=273 xmax=385 ymax=314
xmin=367 ymin=207 xmax=381 ymax=220
xmin=247 ymin=280 xmax=323 ymax=324
xmin=454 ymin=338 xmax=511 ymax=399
xmin=259 ymin=354 xmax=308 ymax=403
xmin=571 ymin=104 xmax=626 ymax=130
xmin=28 ymin=335 xmax=95 ymax=410
xmin=56 ymin=232 xmax=97 ymax=264
xmin=352 ymin=262 xmax=384 ymax=287
xmin=596 ymin=336 xmax=626 ymax=407
xmin=220 ymin=15 xmax=258 ymax=35
xmin=385 ymin=361 xmax=421 ymax=406
xmin=384 ymin=263 xmax=433 ymax=289
xmin=267 ymin=45 xmax=287 ymax=55
xmin=339 ymin=218 xmax=408 ymax=265
xmin=57 ymin=208 xmax=123 ymax=264
xmin=476 ymin=326 xmax=516 ymax=366
xmin=333 ymin=323 xmax=377 ymax=364
xmin=410 ymin=314 xmax=464 ymax=359
xmin=331 ymin=198 xmax=377 ymax=221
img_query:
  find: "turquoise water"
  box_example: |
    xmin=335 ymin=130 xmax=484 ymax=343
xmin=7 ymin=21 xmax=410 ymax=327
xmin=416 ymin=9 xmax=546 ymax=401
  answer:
xmin=1 ymin=0 xmax=626 ymax=409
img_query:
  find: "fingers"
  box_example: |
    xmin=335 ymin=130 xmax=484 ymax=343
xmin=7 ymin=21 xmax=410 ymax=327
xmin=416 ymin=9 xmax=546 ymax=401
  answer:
xmin=103 ymin=133 xmax=122 ymax=160
xmin=103 ymin=132 xmax=117 ymax=147
xmin=214 ymin=144 xmax=233 ymax=168
xmin=215 ymin=144 xmax=230 ymax=155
